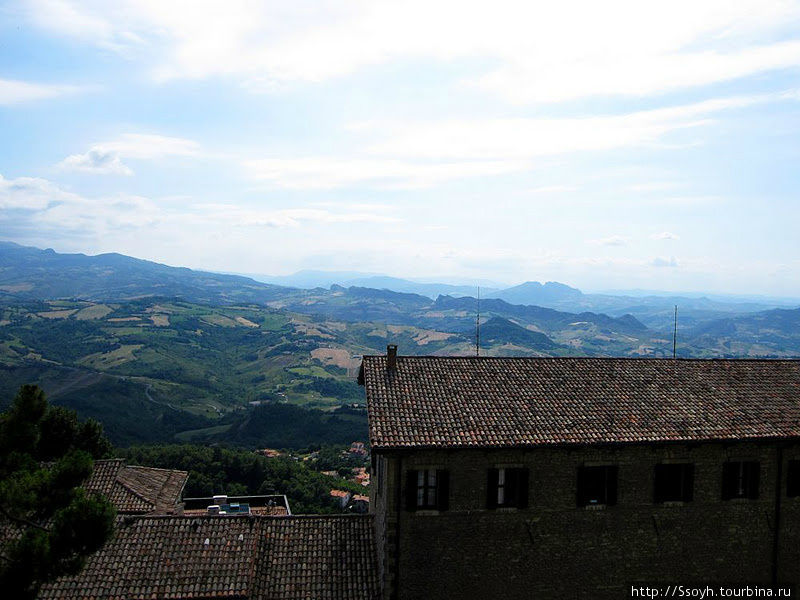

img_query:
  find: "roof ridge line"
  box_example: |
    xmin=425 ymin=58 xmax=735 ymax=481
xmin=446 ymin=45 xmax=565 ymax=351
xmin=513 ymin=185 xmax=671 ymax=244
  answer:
xmin=114 ymin=472 xmax=158 ymax=510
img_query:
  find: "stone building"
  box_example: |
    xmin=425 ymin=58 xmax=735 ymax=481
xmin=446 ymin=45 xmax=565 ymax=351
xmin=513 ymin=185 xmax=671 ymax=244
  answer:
xmin=359 ymin=351 xmax=800 ymax=599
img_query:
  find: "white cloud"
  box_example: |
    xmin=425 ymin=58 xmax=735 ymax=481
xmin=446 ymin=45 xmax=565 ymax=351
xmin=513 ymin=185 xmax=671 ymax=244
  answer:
xmin=363 ymin=93 xmax=783 ymax=160
xmin=651 ymin=231 xmax=680 ymax=240
xmin=0 ymin=173 xmax=161 ymax=234
xmin=195 ymin=204 xmax=400 ymax=227
xmin=244 ymin=157 xmax=526 ymax=189
xmin=0 ymin=174 xmax=82 ymax=210
xmin=0 ymin=78 xmax=89 ymax=105
xmin=96 ymin=134 xmax=201 ymax=159
xmin=474 ymin=40 xmax=800 ymax=104
xmin=58 ymin=134 xmax=201 ymax=175
xmin=22 ymin=0 xmax=800 ymax=102
xmin=651 ymin=256 xmax=679 ymax=268
xmin=23 ymin=0 xmax=144 ymax=53
xmin=588 ymin=235 xmax=629 ymax=246
xmin=245 ymin=92 xmax=793 ymax=188
xmin=628 ymin=182 xmax=679 ymax=192
xmin=59 ymin=148 xmax=134 ymax=175
xmin=527 ymin=185 xmax=579 ymax=195
xmin=0 ymin=172 xmax=398 ymax=243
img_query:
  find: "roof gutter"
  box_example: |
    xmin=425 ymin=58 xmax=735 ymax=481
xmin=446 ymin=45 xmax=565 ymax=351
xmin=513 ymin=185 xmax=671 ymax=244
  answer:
xmin=371 ymin=435 xmax=800 ymax=454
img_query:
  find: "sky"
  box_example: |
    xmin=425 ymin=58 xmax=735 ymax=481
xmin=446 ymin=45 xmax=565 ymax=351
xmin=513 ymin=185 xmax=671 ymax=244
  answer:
xmin=1 ymin=0 xmax=800 ymax=295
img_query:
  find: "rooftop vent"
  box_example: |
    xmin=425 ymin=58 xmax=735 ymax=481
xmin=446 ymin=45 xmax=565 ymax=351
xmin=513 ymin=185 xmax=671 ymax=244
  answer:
xmin=387 ymin=344 xmax=397 ymax=370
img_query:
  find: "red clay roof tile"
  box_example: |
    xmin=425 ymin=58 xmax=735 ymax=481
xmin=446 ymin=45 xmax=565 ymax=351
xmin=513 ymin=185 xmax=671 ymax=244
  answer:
xmin=361 ymin=356 xmax=800 ymax=449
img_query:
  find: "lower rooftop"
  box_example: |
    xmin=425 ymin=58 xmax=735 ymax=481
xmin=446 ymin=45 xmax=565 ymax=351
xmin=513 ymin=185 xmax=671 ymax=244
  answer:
xmin=38 ymin=514 xmax=379 ymax=600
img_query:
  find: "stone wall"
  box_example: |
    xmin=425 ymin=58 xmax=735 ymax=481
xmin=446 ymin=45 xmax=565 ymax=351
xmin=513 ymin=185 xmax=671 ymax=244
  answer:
xmin=372 ymin=442 xmax=800 ymax=600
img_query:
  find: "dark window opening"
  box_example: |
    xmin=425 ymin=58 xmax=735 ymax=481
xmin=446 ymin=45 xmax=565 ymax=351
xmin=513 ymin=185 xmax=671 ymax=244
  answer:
xmin=577 ymin=465 xmax=618 ymax=507
xmin=787 ymin=460 xmax=800 ymax=497
xmin=405 ymin=469 xmax=449 ymax=511
xmin=654 ymin=463 xmax=694 ymax=503
xmin=722 ymin=461 xmax=759 ymax=500
xmin=487 ymin=468 xmax=529 ymax=509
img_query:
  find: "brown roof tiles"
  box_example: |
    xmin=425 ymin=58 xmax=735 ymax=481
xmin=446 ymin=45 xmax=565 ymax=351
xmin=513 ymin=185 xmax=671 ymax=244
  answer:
xmin=39 ymin=515 xmax=379 ymax=600
xmin=84 ymin=459 xmax=188 ymax=514
xmin=360 ymin=356 xmax=800 ymax=449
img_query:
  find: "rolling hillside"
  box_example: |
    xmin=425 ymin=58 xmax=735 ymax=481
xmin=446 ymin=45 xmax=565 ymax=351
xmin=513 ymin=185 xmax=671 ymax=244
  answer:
xmin=1 ymin=242 xmax=798 ymax=449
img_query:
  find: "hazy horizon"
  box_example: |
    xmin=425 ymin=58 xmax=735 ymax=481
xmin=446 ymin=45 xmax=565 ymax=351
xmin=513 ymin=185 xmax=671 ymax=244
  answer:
xmin=2 ymin=1 xmax=799 ymax=295
xmin=7 ymin=238 xmax=800 ymax=302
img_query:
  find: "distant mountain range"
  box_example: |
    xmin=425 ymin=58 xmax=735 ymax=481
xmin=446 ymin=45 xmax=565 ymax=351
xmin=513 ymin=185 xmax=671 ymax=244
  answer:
xmin=245 ymin=270 xmax=500 ymax=298
xmin=239 ymin=262 xmax=799 ymax=330
xmin=1 ymin=241 xmax=798 ymax=447
xmin=0 ymin=241 xmax=286 ymax=305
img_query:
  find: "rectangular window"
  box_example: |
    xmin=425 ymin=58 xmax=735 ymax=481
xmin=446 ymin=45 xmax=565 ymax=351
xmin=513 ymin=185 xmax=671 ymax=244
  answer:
xmin=405 ymin=469 xmax=449 ymax=511
xmin=788 ymin=460 xmax=800 ymax=497
xmin=487 ymin=468 xmax=529 ymax=509
xmin=577 ymin=465 xmax=618 ymax=507
xmin=654 ymin=463 xmax=694 ymax=503
xmin=722 ymin=461 xmax=759 ymax=500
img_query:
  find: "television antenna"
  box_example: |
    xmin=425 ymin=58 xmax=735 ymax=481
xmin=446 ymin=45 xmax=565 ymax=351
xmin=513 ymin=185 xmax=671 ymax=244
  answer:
xmin=672 ymin=305 xmax=678 ymax=359
xmin=475 ymin=286 xmax=480 ymax=357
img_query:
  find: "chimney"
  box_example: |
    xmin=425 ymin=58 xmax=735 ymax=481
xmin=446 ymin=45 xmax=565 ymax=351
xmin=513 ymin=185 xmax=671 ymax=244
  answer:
xmin=387 ymin=344 xmax=398 ymax=370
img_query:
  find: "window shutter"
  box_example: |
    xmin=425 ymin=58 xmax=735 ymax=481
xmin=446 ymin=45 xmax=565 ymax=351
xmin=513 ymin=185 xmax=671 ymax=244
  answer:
xmin=606 ymin=466 xmax=618 ymax=506
xmin=436 ymin=469 xmax=449 ymax=511
xmin=788 ymin=461 xmax=800 ymax=497
xmin=653 ymin=464 xmax=665 ymax=503
xmin=517 ymin=468 xmax=529 ymax=509
xmin=722 ymin=462 xmax=737 ymax=500
xmin=405 ymin=470 xmax=418 ymax=511
xmin=576 ymin=466 xmax=586 ymax=507
xmin=486 ymin=468 xmax=499 ymax=509
xmin=505 ymin=469 xmax=517 ymax=507
xmin=747 ymin=462 xmax=760 ymax=500
xmin=683 ymin=464 xmax=695 ymax=502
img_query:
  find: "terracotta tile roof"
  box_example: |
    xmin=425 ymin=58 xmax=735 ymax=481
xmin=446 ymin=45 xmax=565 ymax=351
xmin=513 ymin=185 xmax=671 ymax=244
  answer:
xmin=39 ymin=515 xmax=379 ymax=600
xmin=84 ymin=459 xmax=188 ymax=514
xmin=360 ymin=356 xmax=800 ymax=449
xmin=39 ymin=516 xmax=258 ymax=600
xmin=254 ymin=516 xmax=379 ymax=600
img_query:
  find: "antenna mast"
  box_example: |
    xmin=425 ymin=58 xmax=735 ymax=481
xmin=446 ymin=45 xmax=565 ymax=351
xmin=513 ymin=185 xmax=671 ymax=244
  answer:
xmin=476 ymin=286 xmax=480 ymax=357
xmin=672 ymin=305 xmax=678 ymax=359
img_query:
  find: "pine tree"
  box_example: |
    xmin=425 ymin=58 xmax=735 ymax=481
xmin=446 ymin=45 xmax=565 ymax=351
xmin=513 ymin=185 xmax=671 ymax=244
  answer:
xmin=0 ymin=385 xmax=116 ymax=599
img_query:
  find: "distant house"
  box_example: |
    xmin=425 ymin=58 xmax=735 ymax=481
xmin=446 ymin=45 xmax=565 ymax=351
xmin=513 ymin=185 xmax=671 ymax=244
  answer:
xmin=330 ymin=489 xmax=352 ymax=508
xmin=350 ymin=441 xmax=367 ymax=456
xmin=258 ymin=448 xmax=284 ymax=458
xmin=352 ymin=494 xmax=370 ymax=513
xmin=359 ymin=349 xmax=800 ymax=599
xmin=352 ymin=466 xmax=371 ymax=486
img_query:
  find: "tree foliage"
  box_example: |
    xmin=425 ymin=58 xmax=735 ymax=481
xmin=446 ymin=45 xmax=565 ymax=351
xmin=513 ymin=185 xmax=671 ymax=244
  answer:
xmin=0 ymin=385 xmax=116 ymax=599
xmin=120 ymin=444 xmax=366 ymax=514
